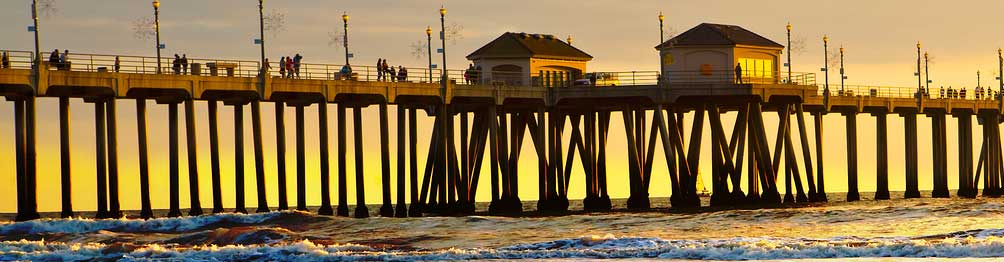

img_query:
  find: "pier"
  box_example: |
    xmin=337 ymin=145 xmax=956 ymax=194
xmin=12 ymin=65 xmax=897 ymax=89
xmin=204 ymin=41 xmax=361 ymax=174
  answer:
xmin=3 ymin=24 xmax=1004 ymax=221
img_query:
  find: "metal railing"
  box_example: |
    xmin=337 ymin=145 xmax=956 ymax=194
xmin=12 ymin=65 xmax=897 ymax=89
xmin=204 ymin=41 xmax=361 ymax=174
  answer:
xmin=0 ymin=50 xmax=35 ymax=70
xmin=819 ymin=85 xmax=1004 ymax=101
xmin=663 ymin=70 xmax=816 ymax=86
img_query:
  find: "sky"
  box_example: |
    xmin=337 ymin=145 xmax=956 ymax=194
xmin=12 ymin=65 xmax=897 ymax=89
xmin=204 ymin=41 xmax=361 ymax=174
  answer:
xmin=1 ymin=0 xmax=1003 ymax=213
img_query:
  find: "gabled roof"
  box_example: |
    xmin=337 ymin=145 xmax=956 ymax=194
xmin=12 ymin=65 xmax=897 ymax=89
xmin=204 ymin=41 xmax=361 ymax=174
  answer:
xmin=467 ymin=32 xmax=593 ymax=61
xmin=656 ymin=23 xmax=784 ymax=49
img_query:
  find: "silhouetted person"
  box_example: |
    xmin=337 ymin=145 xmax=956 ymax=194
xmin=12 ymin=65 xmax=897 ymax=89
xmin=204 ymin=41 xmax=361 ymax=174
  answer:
xmin=172 ymin=54 xmax=181 ymax=74
xmin=285 ymin=57 xmax=294 ymax=78
xmin=293 ymin=53 xmax=302 ymax=78
xmin=340 ymin=64 xmax=352 ymax=80
xmin=114 ymin=56 xmax=121 ymax=73
xmin=376 ymin=59 xmax=384 ymax=81
xmin=1 ymin=52 xmax=9 ymax=69
xmin=261 ymin=58 xmax=271 ymax=77
xmin=398 ymin=66 xmax=407 ymax=82
xmin=388 ymin=66 xmax=396 ymax=82
xmin=279 ymin=56 xmax=286 ymax=78
xmin=181 ymin=54 xmax=188 ymax=74
xmin=48 ymin=49 xmax=60 ymax=69
xmin=735 ymin=63 xmax=743 ymax=84
xmin=382 ymin=60 xmax=390 ymax=81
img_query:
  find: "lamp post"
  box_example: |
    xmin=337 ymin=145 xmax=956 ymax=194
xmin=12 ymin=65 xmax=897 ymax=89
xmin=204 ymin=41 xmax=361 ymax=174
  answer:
xmin=840 ymin=46 xmax=845 ymax=93
xmin=916 ymin=42 xmax=922 ymax=96
xmin=426 ymin=26 xmax=433 ymax=82
xmin=998 ymin=48 xmax=1002 ymax=94
xmin=823 ymin=35 xmax=829 ymax=95
xmin=342 ymin=13 xmax=350 ymax=66
xmin=31 ymin=0 xmax=40 ymax=73
xmin=659 ymin=12 xmax=665 ymax=83
xmin=786 ymin=23 xmax=792 ymax=84
xmin=439 ymin=6 xmax=448 ymax=83
xmin=153 ymin=0 xmax=162 ymax=74
xmin=924 ymin=52 xmax=930 ymax=91
xmin=258 ymin=0 xmax=266 ymax=77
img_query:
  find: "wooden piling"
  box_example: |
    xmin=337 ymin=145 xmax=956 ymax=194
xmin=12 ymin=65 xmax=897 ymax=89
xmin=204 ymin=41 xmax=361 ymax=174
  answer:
xmin=184 ymin=100 xmax=202 ymax=216
xmin=874 ymin=112 xmax=890 ymax=200
xmin=295 ymin=106 xmax=307 ymax=211
xmin=337 ymin=104 xmax=349 ymax=216
xmin=168 ymin=103 xmax=182 ymax=217
xmin=903 ymin=112 xmax=920 ymax=198
xmin=94 ymin=101 xmax=109 ymax=218
xmin=275 ymin=102 xmax=288 ymax=210
xmin=251 ymin=101 xmax=269 ymax=213
xmin=353 ymin=107 xmax=370 ymax=218
xmin=318 ymin=101 xmax=333 ymax=215
xmin=234 ymin=104 xmax=247 ymax=214
xmin=137 ymin=99 xmax=153 ymax=219
xmin=59 ymin=97 xmax=73 ymax=218
xmin=208 ymin=101 xmax=224 ymax=213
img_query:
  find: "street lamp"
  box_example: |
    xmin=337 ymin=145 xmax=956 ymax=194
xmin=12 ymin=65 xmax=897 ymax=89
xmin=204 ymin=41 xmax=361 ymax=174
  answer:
xmin=257 ymin=0 xmax=266 ymax=79
xmin=342 ymin=12 xmax=350 ymax=66
xmin=658 ymin=12 xmax=665 ymax=83
xmin=823 ymin=35 xmax=829 ymax=95
xmin=924 ymin=52 xmax=930 ymax=91
xmin=153 ymin=0 xmax=162 ymax=74
xmin=839 ymin=46 xmax=845 ymax=93
xmin=439 ymin=6 xmax=448 ymax=83
xmin=786 ymin=23 xmax=792 ymax=84
xmin=31 ymin=0 xmax=40 ymax=72
xmin=998 ymin=48 xmax=1002 ymax=94
xmin=916 ymin=42 xmax=922 ymax=95
xmin=426 ymin=26 xmax=433 ymax=82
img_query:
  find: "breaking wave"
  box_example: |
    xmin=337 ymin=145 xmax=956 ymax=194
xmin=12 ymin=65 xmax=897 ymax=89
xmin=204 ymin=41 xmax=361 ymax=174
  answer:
xmin=6 ymin=231 xmax=1004 ymax=261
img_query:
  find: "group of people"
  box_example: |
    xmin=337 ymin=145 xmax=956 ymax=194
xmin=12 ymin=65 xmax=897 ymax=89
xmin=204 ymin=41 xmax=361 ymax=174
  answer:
xmin=276 ymin=54 xmax=303 ymax=78
xmin=919 ymin=86 xmax=998 ymax=100
xmin=463 ymin=64 xmax=482 ymax=85
xmin=1 ymin=52 xmax=10 ymax=69
xmin=171 ymin=54 xmax=189 ymax=74
xmin=48 ymin=49 xmax=70 ymax=70
xmin=376 ymin=59 xmax=408 ymax=82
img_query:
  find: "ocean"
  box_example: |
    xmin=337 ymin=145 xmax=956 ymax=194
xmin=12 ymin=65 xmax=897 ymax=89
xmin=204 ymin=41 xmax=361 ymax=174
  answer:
xmin=4 ymin=192 xmax=1004 ymax=261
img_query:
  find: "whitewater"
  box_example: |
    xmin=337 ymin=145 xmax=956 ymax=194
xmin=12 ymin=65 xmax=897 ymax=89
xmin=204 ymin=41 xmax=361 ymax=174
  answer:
xmin=4 ymin=194 xmax=1004 ymax=261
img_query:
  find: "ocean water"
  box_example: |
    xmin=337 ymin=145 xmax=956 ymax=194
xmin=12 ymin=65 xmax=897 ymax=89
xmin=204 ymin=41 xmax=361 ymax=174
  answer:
xmin=4 ymin=193 xmax=1004 ymax=261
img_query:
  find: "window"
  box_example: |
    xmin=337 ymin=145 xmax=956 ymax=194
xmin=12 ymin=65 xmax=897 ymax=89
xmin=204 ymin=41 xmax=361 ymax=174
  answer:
xmin=737 ymin=58 xmax=774 ymax=81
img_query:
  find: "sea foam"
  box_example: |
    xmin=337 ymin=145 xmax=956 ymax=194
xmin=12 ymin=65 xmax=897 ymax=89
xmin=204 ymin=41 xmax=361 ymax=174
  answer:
xmin=6 ymin=231 xmax=1004 ymax=261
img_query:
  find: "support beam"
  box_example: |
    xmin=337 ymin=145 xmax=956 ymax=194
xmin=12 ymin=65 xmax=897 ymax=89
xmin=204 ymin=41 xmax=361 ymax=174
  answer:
xmin=380 ymin=103 xmax=394 ymax=217
xmin=234 ymin=104 xmax=247 ymax=213
xmin=59 ymin=97 xmax=73 ymax=218
xmin=958 ymin=112 xmax=974 ymax=198
xmin=874 ymin=112 xmax=890 ymax=200
xmin=184 ymin=100 xmax=203 ymax=216
xmin=94 ymin=101 xmax=109 ymax=218
xmin=251 ymin=101 xmax=269 ymax=213
xmin=396 ymin=105 xmax=408 ymax=217
xmin=353 ymin=107 xmax=370 ymax=218
xmin=14 ymin=100 xmax=27 ymax=220
xmin=813 ymin=112 xmax=827 ymax=202
xmin=168 ymin=103 xmax=182 ymax=217
xmin=903 ymin=113 xmax=920 ymax=198
xmin=295 ymin=106 xmax=308 ymax=211
xmin=844 ymin=111 xmax=860 ymax=201
xmin=17 ymin=98 xmax=40 ymax=221
xmin=208 ymin=100 xmax=224 ymax=213
xmin=597 ymin=112 xmax=612 ymax=209
xmin=409 ymin=108 xmax=421 ymax=217
xmin=106 ymin=100 xmax=122 ymax=218
xmin=275 ymin=102 xmax=288 ymax=210
xmin=337 ymin=104 xmax=349 ymax=216
xmin=318 ymin=101 xmax=333 ymax=215
xmin=932 ymin=113 xmax=950 ymax=198
xmin=795 ymin=105 xmax=817 ymax=202
xmin=137 ymin=99 xmax=153 ymax=219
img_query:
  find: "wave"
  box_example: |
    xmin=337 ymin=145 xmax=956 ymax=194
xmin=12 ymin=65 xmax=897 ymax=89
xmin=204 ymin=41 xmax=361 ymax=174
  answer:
xmin=0 ymin=211 xmax=321 ymax=235
xmin=6 ymin=230 xmax=1004 ymax=261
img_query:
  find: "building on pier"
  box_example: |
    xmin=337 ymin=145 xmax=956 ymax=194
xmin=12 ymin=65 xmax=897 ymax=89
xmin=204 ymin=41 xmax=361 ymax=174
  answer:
xmin=466 ymin=32 xmax=592 ymax=86
xmin=657 ymin=23 xmax=784 ymax=84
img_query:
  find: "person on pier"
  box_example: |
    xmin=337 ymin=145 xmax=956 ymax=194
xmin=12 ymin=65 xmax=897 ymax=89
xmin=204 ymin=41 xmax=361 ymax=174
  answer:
xmin=735 ymin=63 xmax=744 ymax=84
xmin=1 ymin=52 xmax=9 ymax=69
xmin=181 ymin=54 xmax=188 ymax=75
xmin=279 ymin=56 xmax=286 ymax=78
xmin=293 ymin=54 xmax=302 ymax=78
xmin=339 ymin=63 xmax=352 ymax=80
xmin=285 ymin=57 xmax=294 ymax=78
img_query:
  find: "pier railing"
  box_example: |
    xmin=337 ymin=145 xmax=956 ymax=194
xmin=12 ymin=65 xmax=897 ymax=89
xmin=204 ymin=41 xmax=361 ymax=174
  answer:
xmin=2 ymin=49 xmax=825 ymax=90
xmin=820 ymin=85 xmax=1003 ymax=101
